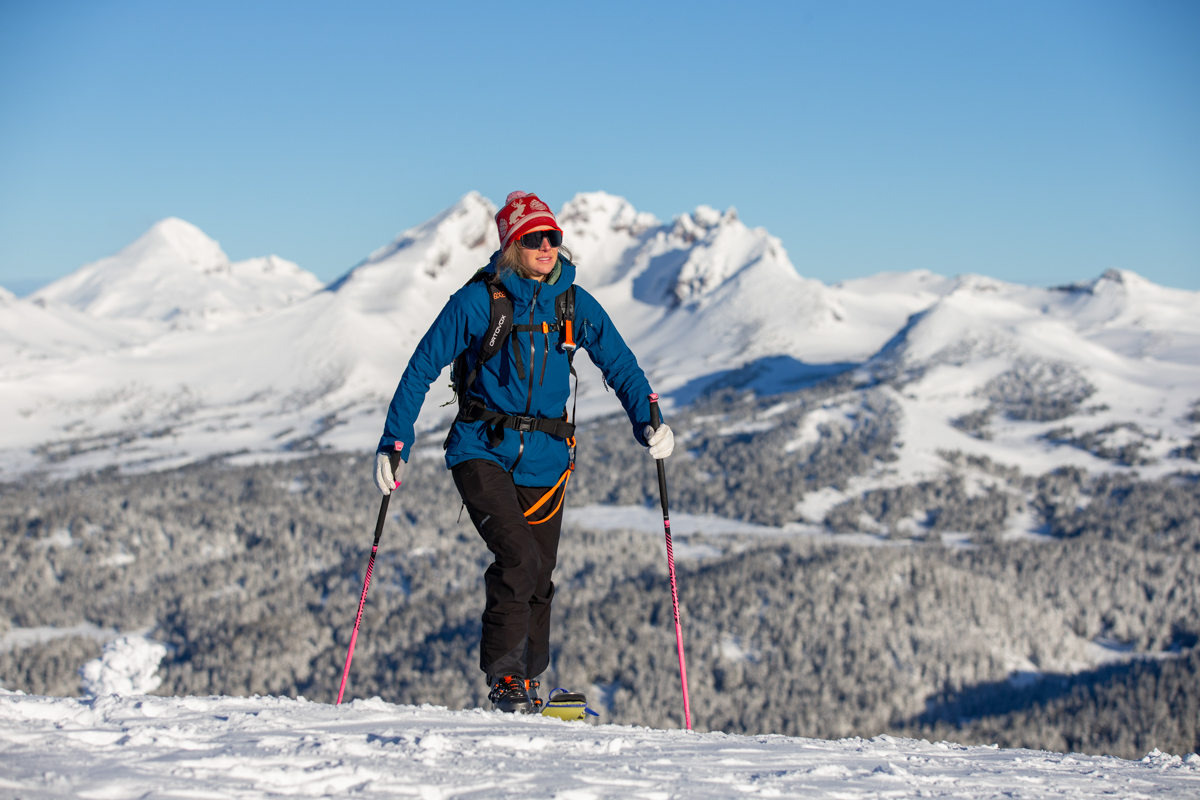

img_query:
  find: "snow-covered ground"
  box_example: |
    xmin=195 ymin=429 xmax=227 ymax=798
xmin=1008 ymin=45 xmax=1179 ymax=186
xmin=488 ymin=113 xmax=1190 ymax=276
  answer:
xmin=2 ymin=691 xmax=1197 ymax=799
xmin=562 ymin=505 xmax=896 ymax=551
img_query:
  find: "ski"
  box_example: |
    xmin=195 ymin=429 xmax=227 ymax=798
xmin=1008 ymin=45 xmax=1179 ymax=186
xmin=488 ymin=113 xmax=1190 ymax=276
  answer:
xmin=540 ymin=688 xmax=599 ymax=721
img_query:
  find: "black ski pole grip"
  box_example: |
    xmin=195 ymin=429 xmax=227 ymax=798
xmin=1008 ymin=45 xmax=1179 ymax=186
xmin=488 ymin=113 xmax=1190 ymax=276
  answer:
xmin=371 ymin=443 xmax=404 ymax=547
xmin=648 ymin=393 xmax=669 ymax=513
xmin=389 ymin=441 xmax=404 ymax=489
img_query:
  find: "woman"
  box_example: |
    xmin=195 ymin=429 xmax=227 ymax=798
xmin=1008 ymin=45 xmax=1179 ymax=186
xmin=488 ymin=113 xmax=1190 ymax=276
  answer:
xmin=374 ymin=191 xmax=673 ymax=713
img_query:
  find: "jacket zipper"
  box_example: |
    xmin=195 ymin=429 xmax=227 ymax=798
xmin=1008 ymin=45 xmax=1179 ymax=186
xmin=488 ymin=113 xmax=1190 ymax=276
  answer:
xmin=510 ymin=283 xmax=541 ymax=475
xmin=524 ymin=284 xmax=540 ymax=415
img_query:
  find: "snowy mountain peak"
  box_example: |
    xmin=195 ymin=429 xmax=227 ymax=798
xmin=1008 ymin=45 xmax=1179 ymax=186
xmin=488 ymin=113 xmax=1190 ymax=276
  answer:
xmin=1098 ymin=267 xmax=1133 ymax=285
xmin=665 ymin=205 xmax=793 ymax=306
xmin=30 ymin=218 xmax=322 ymax=329
xmin=1086 ymin=268 xmax=1152 ymax=291
xmin=356 ymin=191 xmax=497 ymax=271
xmin=558 ymin=191 xmax=660 ymax=239
xmin=135 ymin=217 xmax=231 ymax=273
xmin=685 ymin=204 xmax=736 ymax=230
xmin=559 ymin=192 xmax=660 ymax=287
xmin=1059 ymin=267 xmax=1200 ymax=318
xmin=33 ymin=217 xmax=228 ymax=317
xmin=324 ymin=192 xmax=500 ymax=313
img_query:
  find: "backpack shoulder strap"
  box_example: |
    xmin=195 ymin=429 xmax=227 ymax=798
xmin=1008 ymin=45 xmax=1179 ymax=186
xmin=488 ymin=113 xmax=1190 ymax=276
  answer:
xmin=554 ymin=284 xmax=576 ymax=322
xmin=555 ymin=284 xmax=578 ymax=354
xmin=557 ymin=285 xmax=580 ymax=434
xmin=475 ymin=273 xmax=515 ymax=370
xmin=445 ymin=272 xmax=518 ymax=450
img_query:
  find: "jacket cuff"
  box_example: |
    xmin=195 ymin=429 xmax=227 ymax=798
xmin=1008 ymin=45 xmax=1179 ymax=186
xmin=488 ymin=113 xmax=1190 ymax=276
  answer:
xmin=378 ymin=440 xmax=408 ymax=461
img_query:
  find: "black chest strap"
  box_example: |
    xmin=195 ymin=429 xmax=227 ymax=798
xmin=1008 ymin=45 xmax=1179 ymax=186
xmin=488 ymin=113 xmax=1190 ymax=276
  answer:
xmin=459 ymin=398 xmax=576 ymax=449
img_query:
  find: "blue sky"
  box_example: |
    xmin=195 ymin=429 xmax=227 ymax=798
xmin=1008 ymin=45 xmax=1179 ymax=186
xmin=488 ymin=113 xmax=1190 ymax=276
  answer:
xmin=1 ymin=0 xmax=1196 ymax=294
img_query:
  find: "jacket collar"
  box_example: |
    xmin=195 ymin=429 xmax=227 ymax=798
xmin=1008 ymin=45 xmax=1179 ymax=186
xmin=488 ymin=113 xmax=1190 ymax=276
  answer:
xmin=483 ymin=251 xmax=576 ymax=306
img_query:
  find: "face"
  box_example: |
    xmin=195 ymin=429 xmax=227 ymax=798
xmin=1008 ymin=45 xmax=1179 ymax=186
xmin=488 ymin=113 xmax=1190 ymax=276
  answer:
xmin=517 ymin=227 xmax=559 ymax=281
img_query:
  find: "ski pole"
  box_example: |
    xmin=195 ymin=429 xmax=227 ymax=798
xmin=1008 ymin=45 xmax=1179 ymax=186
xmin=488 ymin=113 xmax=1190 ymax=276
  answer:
xmin=648 ymin=393 xmax=692 ymax=731
xmin=337 ymin=447 xmax=403 ymax=705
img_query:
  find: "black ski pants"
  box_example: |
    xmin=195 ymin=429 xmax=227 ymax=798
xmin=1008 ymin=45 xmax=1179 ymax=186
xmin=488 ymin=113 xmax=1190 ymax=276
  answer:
xmin=451 ymin=458 xmax=564 ymax=682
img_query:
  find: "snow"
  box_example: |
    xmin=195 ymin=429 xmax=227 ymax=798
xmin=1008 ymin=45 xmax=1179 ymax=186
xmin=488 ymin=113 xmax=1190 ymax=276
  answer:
xmin=0 ymin=289 xmax=137 ymax=366
xmin=0 ymin=624 xmax=120 ymax=652
xmin=564 ymin=504 xmax=776 ymax=537
xmin=867 ymin=270 xmax=1200 ymax=486
xmin=1 ymin=192 xmax=1198 ymax=494
xmin=561 ymin=506 xmax=901 ymax=557
xmin=31 ymin=217 xmax=323 ymax=331
xmin=1 ymin=692 xmax=1195 ymax=799
xmin=79 ymin=636 xmax=168 ymax=697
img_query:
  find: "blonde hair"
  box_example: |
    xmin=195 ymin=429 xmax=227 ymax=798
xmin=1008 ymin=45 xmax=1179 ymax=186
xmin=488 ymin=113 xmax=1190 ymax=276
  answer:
xmin=497 ymin=238 xmax=574 ymax=280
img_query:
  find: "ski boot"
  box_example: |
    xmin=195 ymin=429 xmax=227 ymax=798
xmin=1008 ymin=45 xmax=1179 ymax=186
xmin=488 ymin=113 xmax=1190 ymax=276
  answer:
xmin=488 ymin=675 xmax=533 ymax=714
xmin=526 ymin=678 xmax=543 ymax=713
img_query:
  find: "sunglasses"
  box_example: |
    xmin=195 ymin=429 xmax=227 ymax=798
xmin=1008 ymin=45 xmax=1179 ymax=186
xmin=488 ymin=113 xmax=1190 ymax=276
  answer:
xmin=518 ymin=230 xmax=563 ymax=249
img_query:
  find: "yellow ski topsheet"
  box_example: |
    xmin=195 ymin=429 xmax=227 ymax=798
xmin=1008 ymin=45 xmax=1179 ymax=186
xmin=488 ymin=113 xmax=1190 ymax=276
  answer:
xmin=541 ymin=702 xmax=588 ymax=721
xmin=539 ymin=690 xmax=596 ymax=721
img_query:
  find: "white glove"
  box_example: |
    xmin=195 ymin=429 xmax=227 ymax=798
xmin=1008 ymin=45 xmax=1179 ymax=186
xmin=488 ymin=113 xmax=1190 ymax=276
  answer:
xmin=373 ymin=451 xmax=407 ymax=495
xmin=643 ymin=424 xmax=674 ymax=459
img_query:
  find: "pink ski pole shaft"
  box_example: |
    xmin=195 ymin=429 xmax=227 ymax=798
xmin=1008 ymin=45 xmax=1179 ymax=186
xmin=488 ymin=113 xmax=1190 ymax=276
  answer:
xmin=337 ymin=448 xmax=402 ymax=705
xmin=648 ymin=393 xmax=692 ymax=730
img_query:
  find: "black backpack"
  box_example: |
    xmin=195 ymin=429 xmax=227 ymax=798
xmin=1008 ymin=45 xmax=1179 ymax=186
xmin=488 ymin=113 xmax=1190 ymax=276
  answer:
xmin=444 ymin=270 xmax=578 ymax=453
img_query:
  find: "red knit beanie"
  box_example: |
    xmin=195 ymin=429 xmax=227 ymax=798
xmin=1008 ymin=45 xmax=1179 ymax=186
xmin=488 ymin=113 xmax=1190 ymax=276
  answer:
xmin=495 ymin=191 xmax=561 ymax=251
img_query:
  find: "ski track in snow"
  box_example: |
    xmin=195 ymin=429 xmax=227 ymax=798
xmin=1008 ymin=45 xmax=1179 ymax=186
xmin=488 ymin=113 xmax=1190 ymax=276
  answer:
xmin=1 ymin=692 xmax=1196 ymax=799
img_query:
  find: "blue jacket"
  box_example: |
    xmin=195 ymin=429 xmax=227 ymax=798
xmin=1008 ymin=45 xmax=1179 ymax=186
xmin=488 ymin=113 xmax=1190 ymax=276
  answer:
xmin=378 ymin=254 xmax=654 ymax=486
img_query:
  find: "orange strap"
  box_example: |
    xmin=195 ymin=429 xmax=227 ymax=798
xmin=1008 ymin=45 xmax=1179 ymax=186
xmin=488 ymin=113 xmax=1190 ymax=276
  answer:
xmin=524 ymin=441 xmax=575 ymax=526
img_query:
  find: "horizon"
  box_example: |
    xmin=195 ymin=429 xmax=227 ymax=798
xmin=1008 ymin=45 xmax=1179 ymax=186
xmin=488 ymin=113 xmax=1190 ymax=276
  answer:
xmin=1 ymin=1 xmax=1197 ymax=294
xmin=3 ymin=191 xmax=1187 ymax=299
